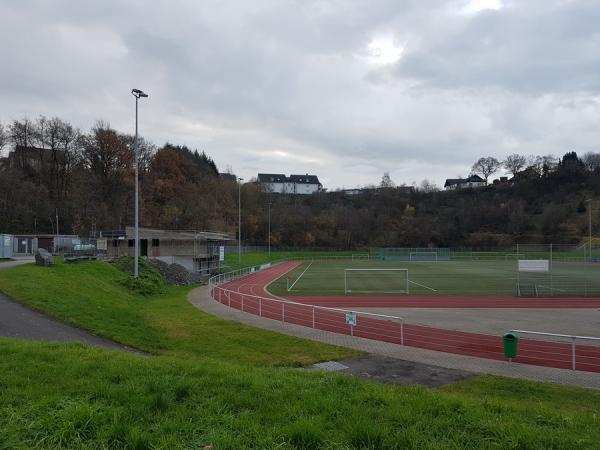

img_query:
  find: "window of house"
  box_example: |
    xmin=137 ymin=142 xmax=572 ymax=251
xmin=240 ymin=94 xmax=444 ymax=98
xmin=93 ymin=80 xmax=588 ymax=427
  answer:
xmin=152 ymin=239 xmax=160 ymax=247
xmin=112 ymin=240 xmax=119 ymax=248
xmin=128 ymin=239 xmax=134 ymax=247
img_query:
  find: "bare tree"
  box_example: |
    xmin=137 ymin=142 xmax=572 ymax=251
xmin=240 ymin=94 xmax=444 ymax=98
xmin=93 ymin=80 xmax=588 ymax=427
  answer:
xmin=503 ymin=153 xmax=527 ymax=176
xmin=582 ymin=152 xmax=600 ymax=172
xmin=0 ymin=122 xmax=6 ymax=156
xmin=380 ymin=172 xmax=395 ymax=188
xmin=471 ymin=157 xmax=501 ymax=184
xmin=419 ymin=179 xmax=438 ymax=193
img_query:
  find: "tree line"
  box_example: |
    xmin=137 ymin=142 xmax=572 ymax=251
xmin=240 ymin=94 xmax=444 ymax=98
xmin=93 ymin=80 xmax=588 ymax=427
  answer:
xmin=1 ymin=115 xmax=599 ymax=248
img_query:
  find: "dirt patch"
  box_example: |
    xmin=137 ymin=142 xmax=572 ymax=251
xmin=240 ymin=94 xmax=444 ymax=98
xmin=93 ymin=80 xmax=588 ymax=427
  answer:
xmin=313 ymin=354 xmax=473 ymax=387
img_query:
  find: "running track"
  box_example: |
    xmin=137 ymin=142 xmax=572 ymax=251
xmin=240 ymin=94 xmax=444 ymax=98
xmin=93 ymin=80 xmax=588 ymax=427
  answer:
xmin=212 ymin=262 xmax=600 ymax=373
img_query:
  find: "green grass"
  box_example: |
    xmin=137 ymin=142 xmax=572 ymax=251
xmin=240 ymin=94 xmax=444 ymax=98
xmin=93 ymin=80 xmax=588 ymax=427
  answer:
xmin=1 ymin=259 xmax=600 ymax=448
xmin=268 ymin=259 xmax=600 ymax=297
xmin=0 ymin=258 xmax=13 ymax=262
xmin=0 ymin=259 xmax=356 ymax=365
xmin=2 ymin=339 xmax=600 ymax=449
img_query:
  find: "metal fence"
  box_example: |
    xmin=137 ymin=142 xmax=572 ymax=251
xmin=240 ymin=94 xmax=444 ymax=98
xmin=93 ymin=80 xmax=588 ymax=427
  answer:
xmin=509 ymin=329 xmax=600 ymax=372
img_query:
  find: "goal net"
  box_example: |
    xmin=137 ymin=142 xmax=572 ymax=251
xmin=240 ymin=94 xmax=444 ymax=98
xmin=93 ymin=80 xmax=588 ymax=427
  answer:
xmin=409 ymin=251 xmax=438 ymax=262
xmin=344 ymin=269 xmax=409 ymax=295
xmin=351 ymin=253 xmax=371 ymax=261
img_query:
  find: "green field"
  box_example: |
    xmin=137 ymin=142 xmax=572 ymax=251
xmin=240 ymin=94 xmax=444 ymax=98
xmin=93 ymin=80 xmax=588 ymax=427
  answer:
xmin=268 ymin=259 xmax=600 ymax=297
xmin=2 ymin=259 xmax=600 ymax=448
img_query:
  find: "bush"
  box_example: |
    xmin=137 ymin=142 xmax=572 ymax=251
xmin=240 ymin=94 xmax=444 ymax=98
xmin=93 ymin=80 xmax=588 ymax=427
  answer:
xmin=112 ymin=257 xmax=168 ymax=296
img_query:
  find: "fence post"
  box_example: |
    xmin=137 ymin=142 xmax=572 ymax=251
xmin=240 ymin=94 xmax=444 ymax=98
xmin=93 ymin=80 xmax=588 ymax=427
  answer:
xmin=312 ymin=306 xmax=315 ymax=328
xmin=401 ymin=321 xmax=404 ymax=345
xmin=282 ymin=303 xmax=285 ymax=322
xmin=259 ymin=297 xmax=262 ymax=317
xmin=350 ymin=324 xmax=354 ymax=336
xmin=572 ymin=337 xmax=576 ymax=371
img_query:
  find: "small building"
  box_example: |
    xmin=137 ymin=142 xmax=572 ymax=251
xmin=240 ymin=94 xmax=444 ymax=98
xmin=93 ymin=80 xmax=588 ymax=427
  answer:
xmin=12 ymin=234 xmax=80 ymax=255
xmin=99 ymin=227 xmax=234 ymax=275
xmin=0 ymin=234 xmax=14 ymax=259
xmin=444 ymin=174 xmax=486 ymax=190
xmin=258 ymin=173 xmax=322 ymax=194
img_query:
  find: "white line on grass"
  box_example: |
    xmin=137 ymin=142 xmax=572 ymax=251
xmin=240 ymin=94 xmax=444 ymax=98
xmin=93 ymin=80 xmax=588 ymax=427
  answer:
xmin=408 ymin=279 xmax=438 ymax=292
xmin=536 ymin=284 xmax=567 ymax=293
xmin=287 ymin=261 xmax=313 ymax=292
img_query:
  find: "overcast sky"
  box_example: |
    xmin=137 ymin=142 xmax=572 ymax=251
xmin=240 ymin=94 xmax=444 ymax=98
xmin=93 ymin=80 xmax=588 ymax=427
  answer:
xmin=2 ymin=0 xmax=600 ymax=189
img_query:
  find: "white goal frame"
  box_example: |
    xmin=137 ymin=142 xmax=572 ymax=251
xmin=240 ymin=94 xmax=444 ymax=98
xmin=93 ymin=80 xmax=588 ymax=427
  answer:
xmin=344 ymin=268 xmax=409 ymax=295
xmin=351 ymin=253 xmax=371 ymax=261
xmin=409 ymin=251 xmax=438 ymax=262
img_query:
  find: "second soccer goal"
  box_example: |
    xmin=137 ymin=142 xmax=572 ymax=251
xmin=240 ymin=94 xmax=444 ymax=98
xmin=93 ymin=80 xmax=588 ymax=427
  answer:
xmin=344 ymin=268 xmax=409 ymax=295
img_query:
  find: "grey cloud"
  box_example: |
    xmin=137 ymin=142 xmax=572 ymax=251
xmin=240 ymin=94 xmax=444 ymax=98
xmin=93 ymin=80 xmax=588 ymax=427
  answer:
xmin=1 ymin=0 xmax=600 ymax=189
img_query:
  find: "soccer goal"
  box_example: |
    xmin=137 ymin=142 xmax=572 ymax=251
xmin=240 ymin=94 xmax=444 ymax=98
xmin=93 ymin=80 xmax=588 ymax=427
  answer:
xmin=351 ymin=253 xmax=371 ymax=261
xmin=344 ymin=268 xmax=409 ymax=295
xmin=409 ymin=251 xmax=438 ymax=262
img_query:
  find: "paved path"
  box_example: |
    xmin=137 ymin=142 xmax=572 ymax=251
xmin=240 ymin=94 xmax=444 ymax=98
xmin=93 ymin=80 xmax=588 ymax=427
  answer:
xmin=0 ymin=260 xmax=143 ymax=353
xmin=0 ymin=293 xmax=142 ymax=353
xmin=189 ymin=284 xmax=600 ymax=389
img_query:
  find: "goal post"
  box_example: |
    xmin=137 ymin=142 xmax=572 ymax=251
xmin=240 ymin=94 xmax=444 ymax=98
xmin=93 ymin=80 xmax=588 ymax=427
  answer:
xmin=409 ymin=251 xmax=438 ymax=262
xmin=344 ymin=268 xmax=409 ymax=295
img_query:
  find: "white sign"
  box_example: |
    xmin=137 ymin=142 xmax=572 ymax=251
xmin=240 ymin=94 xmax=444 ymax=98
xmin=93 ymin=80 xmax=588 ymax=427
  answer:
xmin=219 ymin=246 xmax=225 ymax=261
xmin=345 ymin=312 xmax=357 ymax=326
xmin=96 ymin=239 xmax=107 ymax=251
xmin=518 ymin=260 xmax=549 ymax=272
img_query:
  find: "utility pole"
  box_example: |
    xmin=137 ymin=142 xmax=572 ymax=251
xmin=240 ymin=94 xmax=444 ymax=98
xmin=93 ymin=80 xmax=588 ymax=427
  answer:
xmin=238 ymin=177 xmax=243 ymax=265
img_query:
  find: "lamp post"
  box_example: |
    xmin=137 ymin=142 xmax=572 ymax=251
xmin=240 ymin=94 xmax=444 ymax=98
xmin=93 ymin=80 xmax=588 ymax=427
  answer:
xmin=238 ymin=177 xmax=243 ymax=265
xmin=267 ymin=202 xmax=272 ymax=260
xmin=587 ymin=199 xmax=593 ymax=262
xmin=131 ymin=88 xmax=148 ymax=278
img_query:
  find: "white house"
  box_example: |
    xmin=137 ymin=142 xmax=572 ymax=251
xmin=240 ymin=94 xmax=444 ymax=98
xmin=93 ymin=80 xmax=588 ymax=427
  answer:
xmin=258 ymin=173 xmax=322 ymax=194
xmin=444 ymin=174 xmax=486 ymax=190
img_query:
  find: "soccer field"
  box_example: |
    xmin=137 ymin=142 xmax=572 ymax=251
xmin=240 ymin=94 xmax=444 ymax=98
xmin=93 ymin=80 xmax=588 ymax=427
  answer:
xmin=268 ymin=259 xmax=600 ymax=297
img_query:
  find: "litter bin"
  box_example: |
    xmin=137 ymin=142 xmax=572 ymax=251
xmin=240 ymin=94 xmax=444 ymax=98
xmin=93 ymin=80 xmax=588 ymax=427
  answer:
xmin=503 ymin=332 xmax=518 ymax=359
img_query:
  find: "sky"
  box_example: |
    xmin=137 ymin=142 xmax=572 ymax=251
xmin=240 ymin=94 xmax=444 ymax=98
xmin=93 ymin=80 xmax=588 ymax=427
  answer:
xmin=1 ymin=0 xmax=600 ymax=189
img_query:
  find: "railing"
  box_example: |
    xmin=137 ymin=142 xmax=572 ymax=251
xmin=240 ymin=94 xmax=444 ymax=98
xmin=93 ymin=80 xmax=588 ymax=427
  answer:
xmin=210 ymin=284 xmax=406 ymax=343
xmin=209 ymin=262 xmax=406 ymax=344
xmin=509 ymin=329 xmax=600 ymax=371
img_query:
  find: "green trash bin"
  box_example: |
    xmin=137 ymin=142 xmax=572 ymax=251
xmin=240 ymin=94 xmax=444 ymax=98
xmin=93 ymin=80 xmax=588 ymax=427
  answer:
xmin=503 ymin=332 xmax=518 ymax=359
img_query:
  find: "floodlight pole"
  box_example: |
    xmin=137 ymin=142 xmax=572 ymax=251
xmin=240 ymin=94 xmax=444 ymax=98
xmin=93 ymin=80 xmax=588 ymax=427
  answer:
xmin=587 ymin=199 xmax=593 ymax=262
xmin=267 ymin=202 xmax=272 ymax=260
xmin=131 ymin=88 xmax=148 ymax=278
xmin=238 ymin=178 xmax=243 ymax=265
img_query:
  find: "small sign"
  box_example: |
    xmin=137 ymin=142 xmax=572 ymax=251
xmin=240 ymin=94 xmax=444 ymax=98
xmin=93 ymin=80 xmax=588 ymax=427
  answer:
xmin=345 ymin=312 xmax=357 ymax=326
xmin=96 ymin=239 xmax=107 ymax=251
xmin=219 ymin=246 xmax=225 ymax=261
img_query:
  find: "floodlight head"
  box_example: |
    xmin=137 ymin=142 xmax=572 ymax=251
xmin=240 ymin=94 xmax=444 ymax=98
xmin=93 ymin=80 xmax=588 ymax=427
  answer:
xmin=131 ymin=88 xmax=148 ymax=98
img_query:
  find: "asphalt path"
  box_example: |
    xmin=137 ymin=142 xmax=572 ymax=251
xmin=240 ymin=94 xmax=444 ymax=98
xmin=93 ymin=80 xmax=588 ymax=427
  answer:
xmin=0 ymin=259 xmax=143 ymax=353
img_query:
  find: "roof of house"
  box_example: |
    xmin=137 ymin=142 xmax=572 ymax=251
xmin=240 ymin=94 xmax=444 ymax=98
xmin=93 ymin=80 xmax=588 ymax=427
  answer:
xmin=289 ymin=174 xmax=321 ymax=185
xmin=219 ymin=173 xmax=237 ymax=182
xmin=258 ymin=173 xmax=288 ymax=183
xmin=444 ymin=174 xmax=485 ymax=187
xmin=122 ymin=227 xmax=234 ymax=241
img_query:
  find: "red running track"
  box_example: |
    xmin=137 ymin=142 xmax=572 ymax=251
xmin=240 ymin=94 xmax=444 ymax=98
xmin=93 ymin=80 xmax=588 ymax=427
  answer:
xmin=212 ymin=262 xmax=600 ymax=373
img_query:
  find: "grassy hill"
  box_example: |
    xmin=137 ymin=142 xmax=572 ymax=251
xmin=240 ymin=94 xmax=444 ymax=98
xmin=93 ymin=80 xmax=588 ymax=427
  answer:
xmin=1 ymin=260 xmax=600 ymax=449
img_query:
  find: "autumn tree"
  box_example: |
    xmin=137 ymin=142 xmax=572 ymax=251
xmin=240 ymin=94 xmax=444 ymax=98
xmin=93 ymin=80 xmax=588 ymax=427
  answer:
xmin=471 ymin=157 xmax=501 ymax=184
